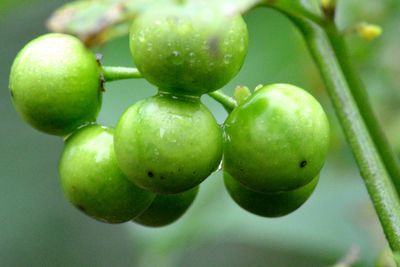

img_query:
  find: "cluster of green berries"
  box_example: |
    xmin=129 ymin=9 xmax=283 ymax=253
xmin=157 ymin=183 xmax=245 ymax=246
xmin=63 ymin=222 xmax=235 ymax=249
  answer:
xmin=9 ymin=4 xmax=330 ymax=226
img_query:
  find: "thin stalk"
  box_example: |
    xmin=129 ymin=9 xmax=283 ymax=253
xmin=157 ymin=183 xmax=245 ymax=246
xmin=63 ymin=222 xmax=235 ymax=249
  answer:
xmin=324 ymin=22 xmax=400 ymax=194
xmin=260 ymin=0 xmax=325 ymax=27
xmin=208 ymin=90 xmax=237 ymax=113
xmin=101 ymin=66 xmax=237 ymax=111
xmin=291 ymin=16 xmax=400 ymax=252
xmin=101 ymin=66 xmax=142 ymax=82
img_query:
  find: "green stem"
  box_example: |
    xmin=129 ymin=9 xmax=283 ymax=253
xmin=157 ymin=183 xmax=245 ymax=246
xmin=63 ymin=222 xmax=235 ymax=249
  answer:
xmin=260 ymin=0 xmax=325 ymax=27
xmin=324 ymin=22 xmax=400 ymax=194
xmin=208 ymin=90 xmax=237 ymax=113
xmin=290 ymin=15 xmax=400 ymax=252
xmin=101 ymin=66 xmax=142 ymax=82
xmin=101 ymin=66 xmax=237 ymax=111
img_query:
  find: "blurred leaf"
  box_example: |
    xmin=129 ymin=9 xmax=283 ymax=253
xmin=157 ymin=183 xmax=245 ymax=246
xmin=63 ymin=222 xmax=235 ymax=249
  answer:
xmin=47 ymin=0 xmax=154 ymax=47
xmin=46 ymin=0 xmax=262 ymax=47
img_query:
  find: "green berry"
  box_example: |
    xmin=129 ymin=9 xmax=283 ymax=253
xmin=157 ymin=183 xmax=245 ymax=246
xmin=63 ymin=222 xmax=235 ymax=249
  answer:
xmin=114 ymin=94 xmax=222 ymax=194
xmin=129 ymin=3 xmax=248 ymax=96
xmin=133 ymin=186 xmax=199 ymax=227
xmin=224 ymin=172 xmax=319 ymax=217
xmin=223 ymin=83 xmax=330 ymax=193
xmin=59 ymin=124 xmax=155 ymax=224
xmin=9 ymin=33 xmax=102 ymax=136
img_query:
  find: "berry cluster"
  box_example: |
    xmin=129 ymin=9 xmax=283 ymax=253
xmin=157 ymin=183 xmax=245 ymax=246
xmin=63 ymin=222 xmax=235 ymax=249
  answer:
xmin=9 ymin=4 xmax=329 ymax=226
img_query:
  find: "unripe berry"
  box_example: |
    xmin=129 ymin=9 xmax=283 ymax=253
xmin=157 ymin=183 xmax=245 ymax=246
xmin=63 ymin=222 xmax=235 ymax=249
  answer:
xmin=59 ymin=124 xmax=155 ymax=223
xmin=9 ymin=33 xmax=102 ymax=136
xmin=129 ymin=3 xmax=248 ymax=96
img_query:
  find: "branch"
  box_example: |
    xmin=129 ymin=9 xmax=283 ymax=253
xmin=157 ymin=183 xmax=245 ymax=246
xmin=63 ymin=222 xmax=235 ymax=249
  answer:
xmin=291 ymin=15 xmax=400 ymax=253
xmin=324 ymin=22 xmax=400 ymax=195
xmin=258 ymin=2 xmax=400 ymax=255
xmin=260 ymin=0 xmax=325 ymax=27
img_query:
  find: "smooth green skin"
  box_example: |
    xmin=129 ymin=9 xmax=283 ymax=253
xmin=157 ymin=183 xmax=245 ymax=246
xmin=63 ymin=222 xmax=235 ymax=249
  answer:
xmin=133 ymin=186 xmax=199 ymax=227
xmin=129 ymin=3 xmax=248 ymax=96
xmin=59 ymin=124 xmax=155 ymax=224
xmin=223 ymin=84 xmax=330 ymax=193
xmin=114 ymin=94 xmax=223 ymax=194
xmin=9 ymin=33 xmax=102 ymax=136
xmin=224 ymin=172 xmax=319 ymax=218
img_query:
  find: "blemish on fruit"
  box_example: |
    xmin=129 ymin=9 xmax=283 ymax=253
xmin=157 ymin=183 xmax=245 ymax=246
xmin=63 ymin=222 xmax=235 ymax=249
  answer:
xmin=148 ymin=171 xmax=154 ymax=178
xmin=99 ymin=73 xmax=106 ymax=92
xmin=10 ymin=90 xmax=14 ymax=98
xmin=208 ymin=36 xmax=220 ymax=57
xmin=300 ymin=160 xmax=307 ymax=168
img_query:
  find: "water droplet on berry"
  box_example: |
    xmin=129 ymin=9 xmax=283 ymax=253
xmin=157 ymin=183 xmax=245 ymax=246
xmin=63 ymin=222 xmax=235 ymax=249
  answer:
xmin=147 ymin=42 xmax=153 ymax=52
xmin=160 ymin=128 xmax=165 ymax=138
xmin=138 ymin=31 xmax=146 ymax=43
xmin=171 ymin=51 xmax=183 ymax=65
xmin=239 ymin=37 xmax=245 ymax=51
xmin=224 ymin=54 xmax=232 ymax=64
xmin=217 ymin=160 xmax=223 ymax=171
xmin=189 ymin=52 xmax=196 ymax=63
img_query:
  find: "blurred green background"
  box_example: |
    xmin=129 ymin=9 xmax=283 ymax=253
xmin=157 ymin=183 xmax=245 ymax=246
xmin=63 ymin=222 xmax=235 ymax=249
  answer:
xmin=1 ymin=1 xmax=400 ymax=266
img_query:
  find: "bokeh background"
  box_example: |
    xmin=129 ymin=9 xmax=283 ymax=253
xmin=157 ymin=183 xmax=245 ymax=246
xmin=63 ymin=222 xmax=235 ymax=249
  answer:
xmin=1 ymin=1 xmax=400 ymax=266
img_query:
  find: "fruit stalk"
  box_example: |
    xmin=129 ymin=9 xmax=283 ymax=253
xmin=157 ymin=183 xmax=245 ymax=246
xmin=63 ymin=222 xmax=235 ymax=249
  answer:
xmin=101 ymin=66 xmax=237 ymax=112
xmin=101 ymin=66 xmax=142 ymax=82
xmin=207 ymin=90 xmax=237 ymax=112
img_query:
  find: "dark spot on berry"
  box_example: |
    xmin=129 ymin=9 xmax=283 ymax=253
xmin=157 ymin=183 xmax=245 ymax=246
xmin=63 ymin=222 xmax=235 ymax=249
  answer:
xmin=77 ymin=204 xmax=86 ymax=212
xmin=99 ymin=73 xmax=106 ymax=92
xmin=148 ymin=171 xmax=154 ymax=178
xmin=160 ymin=176 xmax=166 ymax=180
xmin=240 ymin=168 xmax=244 ymax=172
xmin=300 ymin=160 xmax=307 ymax=168
xmin=10 ymin=90 xmax=14 ymax=98
xmin=208 ymin=36 xmax=220 ymax=57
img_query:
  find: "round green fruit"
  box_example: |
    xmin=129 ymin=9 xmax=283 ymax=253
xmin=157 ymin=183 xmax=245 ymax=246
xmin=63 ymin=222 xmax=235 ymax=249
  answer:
xmin=129 ymin=3 xmax=248 ymax=96
xmin=133 ymin=186 xmax=199 ymax=227
xmin=223 ymin=83 xmax=330 ymax=193
xmin=224 ymin=172 xmax=319 ymax=217
xmin=59 ymin=124 xmax=155 ymax=224
xmin=114 ymin=94 xmax=222 ymax=194
xmin=9 ymin=33 xmax=102 ymax=136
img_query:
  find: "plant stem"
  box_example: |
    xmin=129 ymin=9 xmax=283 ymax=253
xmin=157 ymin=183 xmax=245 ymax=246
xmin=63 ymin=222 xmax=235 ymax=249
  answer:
xmin=260 ymin=0 xmax=325 ymax=27
xmin=208 ymin=90 xmax=237 ymax=113
xmin=324 ymin=22 xmax=400 ymax=194
xmin=101 ymin=66 xmax=142 ymax=82
xmin=291 ymin=15 xmax=400 ymax=252
xmin=259 ymin=1 xmax=400 ymax=255
xmin=101 ymin=66 xmax=237 ymax=111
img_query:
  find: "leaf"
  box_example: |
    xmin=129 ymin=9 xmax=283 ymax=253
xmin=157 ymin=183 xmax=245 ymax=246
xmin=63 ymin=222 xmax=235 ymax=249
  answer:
xmin=47 ymin=0 xmax=155 ymax=47
xmin=46 ymin=0 xmax=262 ymax=47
